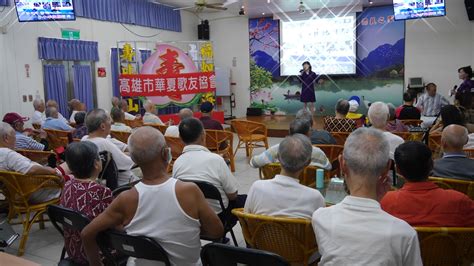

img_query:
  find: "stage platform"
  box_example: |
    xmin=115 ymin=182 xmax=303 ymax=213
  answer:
xmin=231 ymin=115 xmax=325 ymax=138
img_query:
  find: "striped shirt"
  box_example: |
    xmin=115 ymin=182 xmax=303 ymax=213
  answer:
xmin=416 ymin=93 xmax=449 ymax=117
xmin=250 ymin=143 xmax=331 ymax=170
xmin=15 ymin=132 xmax=45 ymax=151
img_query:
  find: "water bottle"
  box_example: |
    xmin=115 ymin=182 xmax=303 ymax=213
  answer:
xmin=316 ymin=169 xmax=324 ymax=189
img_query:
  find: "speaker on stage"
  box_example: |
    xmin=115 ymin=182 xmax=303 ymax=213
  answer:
xmin=198 ymin=20 xmax=210 ymax=40
xmin=466 ymin=0 xmax=474 ymax=21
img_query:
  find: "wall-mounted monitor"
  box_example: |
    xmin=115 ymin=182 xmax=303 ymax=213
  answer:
xmin=15 ymin=0 xmax=76 ymax=22
xmin=393 ymin=0 xmax=446 ymax=21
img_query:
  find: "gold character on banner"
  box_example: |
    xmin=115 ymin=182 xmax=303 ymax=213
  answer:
xmin=200 ymin=42 xmax=213 ymax=60
xmin=127 ymin=98 xmax=139 ymax=113
xmin=121 ymin=64 xmax=134 ymax=74
xmin=121 ymin=43 xmax=135 ymax=62
xmin=201 ymin=61 xmax=214 ymax=72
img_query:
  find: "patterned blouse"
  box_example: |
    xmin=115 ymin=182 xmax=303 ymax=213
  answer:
xmin=60 ymin=178 xmax=113 ymax=264
xmin=323 ymin=116 xmax=356 ymax=132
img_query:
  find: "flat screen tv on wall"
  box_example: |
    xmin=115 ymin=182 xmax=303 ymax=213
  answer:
xmin=393 ymin=0 xmax=446 ymax=21
xmin=15 ymin=0 xmax=75 ymax=22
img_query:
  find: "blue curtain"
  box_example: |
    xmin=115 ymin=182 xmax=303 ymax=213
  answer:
xmin=38 ymin=38 xmax=99 ymax=61
xmin=111 ymin=48 xmax=120 ymax=97
xmin=0 ymin=0 xmax=9 ymax=6
xmin=73 ymin=65 xmax=94 ymax=111
xmin=75 ymin=0 xmax=181 ymax=32
xmin=44 ymin=65 xmax=68 ymax=116
xmin=140 ymin=50 xmax=152 ymax=65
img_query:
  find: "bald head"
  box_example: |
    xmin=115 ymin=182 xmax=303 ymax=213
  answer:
xmin=33 ymin=99 xmax=45 ymax=112
xmin=128 ymin=127 xmax=167 ymax=167
xmin=178 ymin=108 xmax=193 ymax=121
xmin=442 ymin=125 xmax=469 ymax=152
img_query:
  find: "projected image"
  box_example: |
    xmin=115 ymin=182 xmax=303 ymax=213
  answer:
xmin=15 ymin=0 xmax=75 ymax=22
xmin=393 ymin=0 xmax=445 ymax=20
xmin=280 ymin=15 xmax=356 ymax=76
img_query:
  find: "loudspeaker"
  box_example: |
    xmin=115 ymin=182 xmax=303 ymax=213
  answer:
xmin=466 ymin=0 xmax=474 ymax=21
xmin=198 ymin=21 xmax=210 ymax=40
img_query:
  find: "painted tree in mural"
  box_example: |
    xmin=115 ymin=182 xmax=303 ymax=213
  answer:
xmin=250 ymin=60 xmax=272 ymax=93
xmin=249 ymin=18 xmax=279 ymax=53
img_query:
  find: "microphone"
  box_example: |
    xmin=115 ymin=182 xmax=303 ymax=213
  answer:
xmin=450 ymin=85 xmax=458 ymax=97
xmin=299 ymin=69 xmax=304 ymax=73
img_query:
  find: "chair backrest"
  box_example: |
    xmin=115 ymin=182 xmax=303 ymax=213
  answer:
xmin=15 ymin=149 xmax=55 ymax=166
xmin=124 ymin=119 xmax=143 ymax=128
xmin=428 ymin=133 xmax=442 ymax=158
xmin=232 ymin=208 xmax=316 ymax=265
xmin=313 ymin=144 xmax=344 ymax=163
xmin=32 ymin=124 xmax=41 ymax=130
xmin=259 ymin=163 xmax=320 ymax=188
xmin=181 ymin=180 xmax=225 ymax=210
xmin=259 ymin=163 xmax=281 ymax=180
xmin=231 ymin=120 xmax=267 ymax=138
xmin=392 ymin=132 xmax=411 ymax=141
xmin=98 ymin=230 xmax=170 ymax=266
xmin=0 ymin=170 xmax=62 ymax=208
xmin=464 ymin=148 xmax=474 ymax=159
xmin=44 ymin=129 xmax=71 ymax=150
xmin=110 ymin=131 xmax=132 ymax=144
xmin=201 ymin=243 xmax=289 ymax=266
xmin=205 ymin=129 xmax=233 ymax=153
xmin=331 ymin=132 xmax=351 ymax=146
xmin=165 ymin=136 xmax=185 ymax=161
xmin=47 ymin=205 xmax=90 ymax=237
xmin=415 ymin=227 xmax=474 ymax=266
xmin=144 ymin=123 xmax=168 ymax=134
xmin=400 ymin=119 xmax=423 ymax=127
xmin=428 ymin=176 xmax=474 ymax=200
xmin=98 ymin=151 xmax=119 ymax=190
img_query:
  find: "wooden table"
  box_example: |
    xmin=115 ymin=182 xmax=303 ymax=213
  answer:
xmin=0 ymin=252 xmax=40 ymax=266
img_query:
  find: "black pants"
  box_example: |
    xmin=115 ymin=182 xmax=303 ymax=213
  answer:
xmin=218 ymin=194 xmax=247 ymax=227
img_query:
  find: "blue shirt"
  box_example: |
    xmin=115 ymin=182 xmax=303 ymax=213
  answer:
xmin=42 ymin=117 xmax=73 ymax=131
xmin=15 ymin=131 xmax=45 ymax=151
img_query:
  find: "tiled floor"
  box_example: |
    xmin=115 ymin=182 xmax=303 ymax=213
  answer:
xmin=3 ymin=136 xmax=283 ymax=265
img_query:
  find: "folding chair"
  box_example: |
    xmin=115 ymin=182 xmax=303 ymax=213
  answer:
xmin=201 ymin=243 xmax=289 ymax=266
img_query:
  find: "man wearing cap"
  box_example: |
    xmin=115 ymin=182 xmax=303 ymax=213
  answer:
xmin=200 ymin=101 xmax=223 ymax=130
xmin=3 ymin=113 xmax=49 ymax=151
xmin=346 ymin=96 xmax=367 ymax=128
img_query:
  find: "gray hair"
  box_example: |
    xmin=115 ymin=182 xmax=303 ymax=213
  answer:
xmin=128 ymin=126 xmax=165 ymax=165
xmin=442 ymin=124 xmax=469 ymax=149
xmin=387 ymin=103 xmax=396 ymax=121
xmin=368 ymin=102 xmax=389 ymax=128
xmin=45 ymin=107 xmax=58 ymax=118
xmin=295 ymin=109 xmax=313 ymax=127
xmin=178 ymin=108 xmax=193 ymax=120
xmin=278 ymin=134 xmax=312 ymax=173
xmin=33 ymin=99 xmax=44 ymax=109
xmin=335 ymin=99 xmax=350 ymax=115
xmin=144 ymin=100 xmax=155 ymax=113
xmin=85 ymin=109 xmax=109 ymax=133
xmin=343 ymin=128 xmax=390 ymax=179
xmin=0 ymin=122 xmax=14 ymax=140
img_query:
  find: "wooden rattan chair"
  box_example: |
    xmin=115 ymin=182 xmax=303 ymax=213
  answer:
xmin=43 ymin=129 xmax=71 ymax=150
xmin=205 ymin=129 xmax=235 ymax=172
xmin=464 ymin=148 xmax=474 ymax=159
xmin=428 ymin=176 xmax=474 ymax=200
xmin=400 ymin=119 xmax=423 ymax=127
xmin=392 ymin=132 xmax=412 ymax=141
xmin=232 ymin=208 xmax=317 ymax=266
xmin=124 ymin=119 xmax=143 ymax=128
xmin=258 ymin=163 xmax=320 ymax=188
xmin=231 ymin=120 xmax=269 ymax=159
xmin=259 ymin=163 xmax=281 ymax=180
xmin=415 ymin=227 xmax=474 ymax=265
xmin=314 ymin=144 xmax=343 ymax=178
xmin=144 ymin=123 xmax=168 ymax=135
xmin=32 ymin=124 xmax=41 ymax=130
xmin=15 ymin=149 xmax=55 ymax=166
xmin=0 ymin=170 xmax=62 ymax=256
xmin=428 ymin=133 xmax=442 ymax=159
xmin=110 ymin=131 xmax=132 ymax=144
xmin=165 ymin=136 xmax=185 ymax=172
xmin=331 ymin=132 xmax=351 ymax=146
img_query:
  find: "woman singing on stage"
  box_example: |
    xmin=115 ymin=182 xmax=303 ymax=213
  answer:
xmin=299 ymin=61 xmax=323 ymax=114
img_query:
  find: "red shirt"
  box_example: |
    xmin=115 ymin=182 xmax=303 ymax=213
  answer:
xmin=381 ymin=181 xmax=474 ymax=227
xmin=200 ymin=116 xmax=223 ymax=130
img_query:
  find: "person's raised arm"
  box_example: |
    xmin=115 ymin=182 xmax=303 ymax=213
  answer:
xmin=27 ymin=165 xmax=59 ymax=176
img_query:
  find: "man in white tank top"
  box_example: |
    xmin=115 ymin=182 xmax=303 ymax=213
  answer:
xmin=81 ymin=127 xmax=223 ymax=266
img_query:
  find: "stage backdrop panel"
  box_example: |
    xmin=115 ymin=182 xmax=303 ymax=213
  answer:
xmin=248 ymin=6 xmax=405 ymax=116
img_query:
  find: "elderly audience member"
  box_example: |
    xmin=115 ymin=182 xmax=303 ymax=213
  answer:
xmin=68 ymin=99 xmax=83 ymax=124
xmin=346 ymin=96 xmax=367 ymax=127
xmin=110 ymin=108 xmax=132 ymax=133
xmin=396 ymin=92 xmax=421 ymax=120
xmin=60 ymin=141 xmax=112 ymax=265
xmin=199 ymin=102 xmax=223 ymax=130
xmin=324 ymin=99 xmax=356 ymax=132
xmin=416 ymin=83 xmax=449 ymax=127
xmin=119 ymin=98 xmax=138 ymax=121
xmin=250 ymin=119 xmax=331 ymax=170
xmin=42 ymin=107 xmax=73 ymax=131
xmin=46 ymin=100 xmax=69 ymax=124
xmin=173 ymin=118 xmax=244 ymax=229
xmin=81 ymin=109 xmax=137 ymax=186
xmin=432 ymin=125 xmax=474 ymax=180
xmin=368 ymin=102 xmax=404 ymax=159
xmin=142 ymin=100 xmax=164 ymax=125
xmin=82 ymin=127 xmax=223 ymax=266
xmin=72 ymin=112 xmax=87 ymax=139
xmin=385 ymin=103 xmax=408 ymax=132
xmin=3 ymin=112 xmax=48 ymax=151
xmin=312 ymin=128 xmax=421 ymax=265
xmin=245 ymin=134 xmax=325 ymax=218
xmin=381 ymin=141 xmax=474 ymax=227
xmin=165 ymin=108 xmax=193 ymax=137
xmin=0 ymin=122 xmax=60 ymax=203
xmin=297 ymin=109 xmax=336 ymax=144
xmin=31 ymin=98 xmax=46 ymax=126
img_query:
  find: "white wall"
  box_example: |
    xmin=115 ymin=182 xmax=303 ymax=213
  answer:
xmin=0 ymin=8 xmax=198 ymax=118
xmin=202 ymin=13 xmax=250 ymax=118
xmin=405 ymin=0 xmax=474 ymax=99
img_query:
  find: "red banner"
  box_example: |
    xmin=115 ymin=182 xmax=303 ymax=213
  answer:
xmin=119 ymin=72 xmax=216 ymax=97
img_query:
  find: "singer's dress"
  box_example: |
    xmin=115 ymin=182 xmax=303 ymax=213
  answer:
xmin=300 ymin=71 xmax=319 ymax=103
xmin=455 ymin=79 xmax=474 ymax=109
